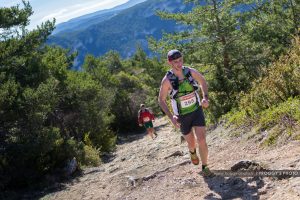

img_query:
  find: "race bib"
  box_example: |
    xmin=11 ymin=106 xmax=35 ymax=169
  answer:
xmin=179 ymin=93 xmax=197 ymax=108
xmin=143 ymin=117 xmax=150 ymax=122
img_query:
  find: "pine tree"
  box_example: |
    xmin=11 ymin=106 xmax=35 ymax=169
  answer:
xmin=150 ymin=0 xmax=299 ymax=119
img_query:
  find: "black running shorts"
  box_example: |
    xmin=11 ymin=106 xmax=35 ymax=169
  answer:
xmin=178 ymin=107 xmax=206 ymax=135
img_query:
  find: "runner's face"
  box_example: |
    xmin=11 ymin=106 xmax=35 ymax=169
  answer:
xmin=169 ymin=57 xmax=183 ymax=71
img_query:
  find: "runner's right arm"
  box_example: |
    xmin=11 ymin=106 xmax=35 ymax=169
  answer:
xmin=158 ymin=76 xmax=180 ymax=128
xmin=158 ymin=76 xmax=172 ymax=119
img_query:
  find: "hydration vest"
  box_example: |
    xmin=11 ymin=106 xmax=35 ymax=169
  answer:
xmin=166 ymin=66 xmax=201 ymax=115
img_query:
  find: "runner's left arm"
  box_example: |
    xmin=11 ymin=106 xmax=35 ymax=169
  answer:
xmin=138 ymin=111 xmax=143 ymax=125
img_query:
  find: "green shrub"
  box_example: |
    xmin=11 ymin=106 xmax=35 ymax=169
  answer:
xmin=259 ymin=97 xmax=300 ymax=130
xmin=226 ymin=37 xmax=300 ymax=133
xmin=82 ymin=145 xmax=101 ymax=167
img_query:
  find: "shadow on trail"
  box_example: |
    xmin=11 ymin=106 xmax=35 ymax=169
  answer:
xmin=116 ymin=119 xmax=170 ymax=145
xmin=116 ymin=132 xmax=146 ymax=145
xmin=154 ymin=120 xmax=169 ymax=132
xmin=1 ymin=172 xmax=83 ymax=200
xmin=203 ymin=175 xmax=264 ymax=200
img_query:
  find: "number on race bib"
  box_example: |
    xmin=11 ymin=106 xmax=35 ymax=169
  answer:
xmin=179 ymin=93 xmax=197 ymax=109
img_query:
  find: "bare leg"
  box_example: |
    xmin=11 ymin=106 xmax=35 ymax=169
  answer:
xmin=147 ymin=128 xmax=155 ymax=139
xmin=194 ymin=126 xmax=208 ymax=165
xmin=183 ymin=131 xmax=197 ymax=152
xmin=150 ymin=128 xmax=157 ymax=137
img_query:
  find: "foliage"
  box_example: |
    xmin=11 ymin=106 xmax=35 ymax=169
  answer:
xmin=0 ymin=2 xmax=116 ymax=189
xmin=82 ymin=145 xmax=101 ymax=167
xmin=150 ymin=0 xmax=300 ymax=121
xmin=259 ymin=97 xmax=300 ymax=131
xmin=239 ymin=37 xmax=300 ymax=114
xmin=83 ymin=47 xmax=166 ymax=132
xmin=225 ymin=37 xmax=300 ymax=143
xmin=1 ymin=0 xmax=300 ymax=191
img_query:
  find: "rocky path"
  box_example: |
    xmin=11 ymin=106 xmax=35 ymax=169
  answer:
xmin=41 ymin=117 xmax=300 ymax=200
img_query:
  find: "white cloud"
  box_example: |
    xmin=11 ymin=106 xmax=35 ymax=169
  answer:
xmin=40 ymin=9 xmax=68 ymax=22
xmin=1 ymin=0 xmax=130 ymax=30
xmin=38 ymin=0 xmax=129 ymax=25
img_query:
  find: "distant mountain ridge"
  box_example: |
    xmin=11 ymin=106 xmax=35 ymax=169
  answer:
xmin=48 ymin=0 xmax=193 ymax=69
xmin=53 ymin=0 xmax=147 ymax=34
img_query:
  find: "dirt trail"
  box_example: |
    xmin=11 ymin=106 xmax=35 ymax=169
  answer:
xmin=42 ymin=117 xmax=300 ymax=200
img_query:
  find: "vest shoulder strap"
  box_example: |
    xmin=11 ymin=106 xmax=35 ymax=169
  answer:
xmin=166 ymin=66 xmax=196 ymax=91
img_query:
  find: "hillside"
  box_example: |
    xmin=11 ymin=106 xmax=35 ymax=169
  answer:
xmin=52 ymin=0 xmax=147 ymax=34
xmin=30 ymin=117 xmax=300 ymax=200
xmin=48 ymin=0 xmax=193 ymax=69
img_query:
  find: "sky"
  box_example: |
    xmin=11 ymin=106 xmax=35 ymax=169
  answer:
xmin=0 ymin=0 xmax=129 ymax=30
